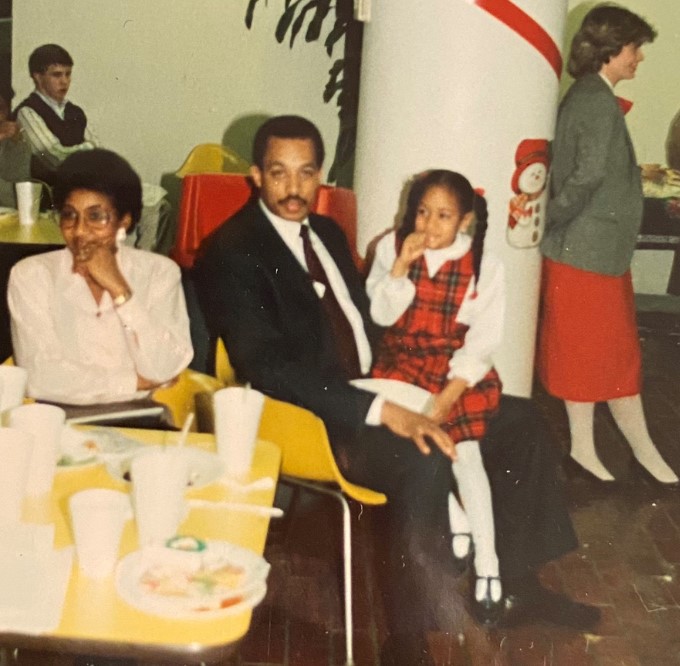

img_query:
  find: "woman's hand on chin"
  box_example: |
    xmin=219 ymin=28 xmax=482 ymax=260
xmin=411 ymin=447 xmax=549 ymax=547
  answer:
xmin=74 ymin=244 xmax=130 ymax=296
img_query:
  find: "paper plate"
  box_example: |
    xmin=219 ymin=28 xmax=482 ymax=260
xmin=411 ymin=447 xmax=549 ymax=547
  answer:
xmin=106 ymin=447 xmax=225 ymax=489
xmin=115 ymin=540 xmax=269 ymax=619
xmin=57 ymin=427 xmax=145 ymax=469
xmin=350 ymin=378 xmax=434 ymax=414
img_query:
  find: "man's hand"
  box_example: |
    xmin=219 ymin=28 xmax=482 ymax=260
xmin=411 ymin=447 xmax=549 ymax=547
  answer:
xmin=0 ymin=120 xmax=21 ymax=142
xmin=391 ymin=231 xmax=426 ymax=278
xmin=381 ymin=400 xmax=456 ymax=460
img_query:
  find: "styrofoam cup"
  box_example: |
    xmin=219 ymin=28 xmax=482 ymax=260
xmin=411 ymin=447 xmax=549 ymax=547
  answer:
xmin=213 ymin=387 xmax=265 ymax=478
xmin=131 ymin=449 xmax=188 ymax=547
xmin=8 ymin=403 xmax=65 ymax=495
xmin=69 ymin=489 xmax=132 ymax=578
xmin=15 ymin=181 xmax=42 ymax=226
xmin=0 ymin=428 xmax=34 ymax=524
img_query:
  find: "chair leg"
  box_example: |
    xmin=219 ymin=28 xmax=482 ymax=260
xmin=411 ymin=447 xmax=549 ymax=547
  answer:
xmin=283 ymin=477 xmax=355 ymax=666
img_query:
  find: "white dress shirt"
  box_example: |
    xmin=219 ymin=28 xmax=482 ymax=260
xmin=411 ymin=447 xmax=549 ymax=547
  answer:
xmin=259 ymin=200 xmax=385 ymax=425
xmin=8 ymin=246 xmax=193 ymax=405
xmin=366 ymin=231 xmax=505 ymax=387
xmin=258 ymin=199 xmax=372 ymax=375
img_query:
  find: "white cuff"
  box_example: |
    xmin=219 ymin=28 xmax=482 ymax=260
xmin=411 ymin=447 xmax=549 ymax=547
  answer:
xmin=365 ymin=395 xmax=385 ymax=426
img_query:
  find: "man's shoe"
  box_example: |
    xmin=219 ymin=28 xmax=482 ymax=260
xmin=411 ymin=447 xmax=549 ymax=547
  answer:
xmin=501 ymin=587 xmax=601 ymax=631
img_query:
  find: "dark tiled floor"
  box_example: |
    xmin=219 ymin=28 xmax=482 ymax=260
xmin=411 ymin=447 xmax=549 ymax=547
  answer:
xmin=13 ymin=329 xmax=680 ymax=666
xmin=235 ymin=331 xmax=680 ymax=666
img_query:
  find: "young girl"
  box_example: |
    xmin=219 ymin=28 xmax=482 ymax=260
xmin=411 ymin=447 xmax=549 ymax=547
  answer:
xmin=366 ymin=170 xmax=505 ymax=623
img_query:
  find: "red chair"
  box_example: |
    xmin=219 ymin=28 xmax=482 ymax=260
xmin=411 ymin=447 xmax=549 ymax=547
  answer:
xmin=172 ymin=174 xmax=255 ymax=269
xmin=172 ymin=174 xmax=363 ymax=271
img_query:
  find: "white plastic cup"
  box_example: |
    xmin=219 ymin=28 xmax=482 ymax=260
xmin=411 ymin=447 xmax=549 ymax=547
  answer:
xmin=15 ymin=181 xmax=42 ymax=226
xmin=131 ymin=449 xmax=188 ymax=547
xmin=0 ymin=366 xmax=28 ymax=419
xmin=8 ymin=403 xmax=65 ymax=496
xmin=69 ymin=489 xmax=132 ymax=579
xmin=213 ymin=387 xmax=265 ymax=478
xmin=0 ymin=428 xmax=34 ymax=524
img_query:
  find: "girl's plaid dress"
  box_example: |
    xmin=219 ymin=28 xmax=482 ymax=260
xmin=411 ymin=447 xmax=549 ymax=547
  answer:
xmin=372 ymin=248 xmax=501 ymax=442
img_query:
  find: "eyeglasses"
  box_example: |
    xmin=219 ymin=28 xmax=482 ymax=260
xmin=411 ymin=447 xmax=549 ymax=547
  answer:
xmin=58 ymin=207 xmax=115 ymax=230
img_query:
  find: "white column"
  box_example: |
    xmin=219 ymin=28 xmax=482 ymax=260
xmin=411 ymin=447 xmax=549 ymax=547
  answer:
xmin=354 ymin=0 xmax=568 ymax=397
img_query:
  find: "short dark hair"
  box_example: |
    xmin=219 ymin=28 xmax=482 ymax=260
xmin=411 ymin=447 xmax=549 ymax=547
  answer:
xmin=252 ymin=115 xmax=325 ymax=169
xmin=568 ymin=3 xmax=656 ymax=78
xmin=53 ymin=149 xmax=143 ymax=229
xmin=28 ymin=44 xmax=73 ymax=76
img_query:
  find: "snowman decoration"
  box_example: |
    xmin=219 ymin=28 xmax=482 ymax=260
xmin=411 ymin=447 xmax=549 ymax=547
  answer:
xmin=507 ymin=138 xmax=549 ymax=249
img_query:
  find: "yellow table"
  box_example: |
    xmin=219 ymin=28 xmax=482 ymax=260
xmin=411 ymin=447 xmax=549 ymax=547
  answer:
xmin=6 ymin=429 xmax=281 ymax=665
xmin=0 ymin=211 xmax=65 ymax=246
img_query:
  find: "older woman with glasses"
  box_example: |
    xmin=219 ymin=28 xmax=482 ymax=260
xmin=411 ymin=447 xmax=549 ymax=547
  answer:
xmin=7 ymin=148 xmax=193 ymax=406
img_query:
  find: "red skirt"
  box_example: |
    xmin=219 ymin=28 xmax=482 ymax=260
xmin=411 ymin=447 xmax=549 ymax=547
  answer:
xmin=537 ymin=258 xmax=641 ymax=402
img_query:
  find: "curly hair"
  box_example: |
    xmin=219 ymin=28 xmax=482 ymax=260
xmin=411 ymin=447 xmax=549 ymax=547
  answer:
xmin=568 ymin=3 xmax=656 ymax=78
xmin=53 ymin=149 xmax=143 ymax=230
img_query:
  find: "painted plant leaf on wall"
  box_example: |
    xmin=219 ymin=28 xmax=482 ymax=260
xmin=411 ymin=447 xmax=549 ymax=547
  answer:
xmin=244 ymin=0 xmax=362 ymax=185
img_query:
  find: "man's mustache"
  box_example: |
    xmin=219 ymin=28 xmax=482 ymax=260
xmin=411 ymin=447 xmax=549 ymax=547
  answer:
xmin=278 ymin=196 xmax=307 ymax=206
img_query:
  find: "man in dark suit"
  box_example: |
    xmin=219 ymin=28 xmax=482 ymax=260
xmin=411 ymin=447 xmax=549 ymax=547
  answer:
xmin=197 ymin=116 xmax=599 ymax=662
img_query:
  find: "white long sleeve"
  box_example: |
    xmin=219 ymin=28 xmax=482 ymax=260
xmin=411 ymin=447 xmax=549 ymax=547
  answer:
xmin=366 ymin=231 xmax=505 ymax=386
xmin=17 ymin=106 xmax=97 ymax=168
xmin=8 ymin=247 xmax=193 ymax=405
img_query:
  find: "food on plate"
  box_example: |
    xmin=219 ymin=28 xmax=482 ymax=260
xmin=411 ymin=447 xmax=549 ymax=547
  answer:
xmin=57 ymin=438 xmax=99 ymax=466
xmin=138 ymin=545 xmax=247 ymax=610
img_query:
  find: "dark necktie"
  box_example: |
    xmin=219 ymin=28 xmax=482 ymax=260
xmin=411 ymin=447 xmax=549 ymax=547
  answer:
xmin=299 ymin=224 xmax=361 ymax=379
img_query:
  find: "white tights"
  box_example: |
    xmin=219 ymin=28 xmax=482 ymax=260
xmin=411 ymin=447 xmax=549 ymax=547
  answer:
xmin=448 ymin=440 xmax=502 ymax=602
xmin=566 ymin=394 xmax=678 ymax=483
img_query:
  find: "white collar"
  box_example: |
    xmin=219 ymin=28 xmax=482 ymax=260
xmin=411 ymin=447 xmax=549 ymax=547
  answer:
xmin=258 ymin=199 xmax=309 ymax=244
xmin=35 ymin=90 xmax=68 ymax=114
xmin=423 ymin=232 xmax=472 ymax=263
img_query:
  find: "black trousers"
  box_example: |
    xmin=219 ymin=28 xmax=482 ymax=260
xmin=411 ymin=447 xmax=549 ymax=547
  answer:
xmin=331 ymin=394 xmax=577 ymax=635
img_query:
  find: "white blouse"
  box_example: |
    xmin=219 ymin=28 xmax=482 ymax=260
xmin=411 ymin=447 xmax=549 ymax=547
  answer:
xmin=8 ymin=246 xmax=193 ymax=405
xmin=366 ymin=231 xmax=505 ymax=387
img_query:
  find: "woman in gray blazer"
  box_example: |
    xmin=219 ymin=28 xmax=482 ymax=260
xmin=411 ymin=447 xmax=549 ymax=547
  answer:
xmin=538 ymin=4 xmax=677 ymax=485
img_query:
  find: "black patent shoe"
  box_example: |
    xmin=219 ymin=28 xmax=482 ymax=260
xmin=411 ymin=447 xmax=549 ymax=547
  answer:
xmin=562 ymin=455 xmax=616 ymax=484
xmin=471 ymin=576 xmax=503 ymax=627
xmin=451 ymin=533 xmax=474 ymax=573
xmin=628 ymin=456 xmax=680 ymax=488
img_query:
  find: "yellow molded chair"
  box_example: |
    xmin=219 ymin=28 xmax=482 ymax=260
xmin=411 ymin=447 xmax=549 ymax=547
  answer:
xmin=175 ymin=143 xmax=250 ymax=177
xmin=151 ymin=369 xmax=224 ymax=432
xmin=214 ymin=339 xmax=386 ymax=666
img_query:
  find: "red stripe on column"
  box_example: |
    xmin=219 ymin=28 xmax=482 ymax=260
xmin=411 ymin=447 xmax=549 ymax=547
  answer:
xmin=472 ymin=0 xmax=563 ymax=79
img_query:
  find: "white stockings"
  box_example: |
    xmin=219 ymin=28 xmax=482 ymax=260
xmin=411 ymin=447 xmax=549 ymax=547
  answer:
xmin=565 ymin=395 xmax=678 ymax=484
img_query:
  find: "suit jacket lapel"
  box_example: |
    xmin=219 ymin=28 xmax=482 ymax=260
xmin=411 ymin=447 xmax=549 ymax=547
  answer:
xmin=249 ymin=205 xmax=321 ymax=306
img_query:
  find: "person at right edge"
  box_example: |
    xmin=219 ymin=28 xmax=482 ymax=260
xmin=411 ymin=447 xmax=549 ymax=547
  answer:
xmin=539 ymin=4 xmax=678 ymax=486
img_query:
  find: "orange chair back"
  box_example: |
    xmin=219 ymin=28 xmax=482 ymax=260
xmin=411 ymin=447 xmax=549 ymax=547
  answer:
xmin=172 ymin=174 xmax=362 ymax=270
xmin=172 ymin=174 xmax=255 ymax=269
